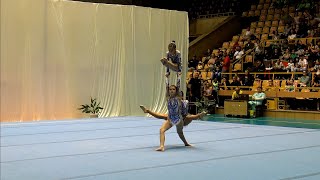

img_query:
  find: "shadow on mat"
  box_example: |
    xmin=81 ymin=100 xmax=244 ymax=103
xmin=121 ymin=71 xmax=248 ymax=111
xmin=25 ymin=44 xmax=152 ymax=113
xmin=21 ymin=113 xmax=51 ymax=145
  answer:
xmin=152 ymin=145 xmax=197 ymax=151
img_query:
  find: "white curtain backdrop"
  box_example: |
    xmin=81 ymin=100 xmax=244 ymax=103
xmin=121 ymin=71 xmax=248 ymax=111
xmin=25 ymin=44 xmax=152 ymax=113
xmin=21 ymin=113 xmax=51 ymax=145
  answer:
xmin=0 ymin=0 xmax=189 ymax=122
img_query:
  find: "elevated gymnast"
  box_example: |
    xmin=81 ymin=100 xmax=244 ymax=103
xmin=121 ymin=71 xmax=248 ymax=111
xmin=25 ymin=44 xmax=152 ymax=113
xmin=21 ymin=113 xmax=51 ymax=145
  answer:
xmin=160 ymin=41 xmax=182 ymax=76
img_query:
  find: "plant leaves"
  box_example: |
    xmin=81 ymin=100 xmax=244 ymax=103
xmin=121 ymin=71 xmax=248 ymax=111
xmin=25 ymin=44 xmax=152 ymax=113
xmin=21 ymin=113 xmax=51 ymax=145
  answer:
xmin=79 ymin=97 xmax=103 ymax=114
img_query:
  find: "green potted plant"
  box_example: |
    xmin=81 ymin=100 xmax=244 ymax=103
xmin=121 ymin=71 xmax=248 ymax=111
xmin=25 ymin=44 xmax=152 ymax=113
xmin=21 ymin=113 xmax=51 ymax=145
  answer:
xmin=194 ymin=97 xmax=216 ymax=116
xmin=78 ymin=97 xmax=103 ymax=118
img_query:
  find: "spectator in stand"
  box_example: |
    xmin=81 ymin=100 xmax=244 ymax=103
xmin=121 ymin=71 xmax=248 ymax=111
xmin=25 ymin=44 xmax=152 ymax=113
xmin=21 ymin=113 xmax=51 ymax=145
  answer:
xmin=270 ymin=31 xmax=280 ymax=40
xmin=290 ymin=49 xmax=298 ymax=60
xmin=286 ymin=59 xmax=295 ymax=72
xmin=306 ymin=30 xmax=315 ymax=38
xmin=217 ymin=50 xmax=224 ymax=61
xmin=212 ymin=78 xmax=219 ymax=105
xmin=203 ymin=80 xmax=213 ymax=100
xmin=283 ymin=48 xmax=291 ymax=60
xmin=299 ymin=71 xmax=310 ymax=87
xmin=228 ymin=48 xmax=235 ymax=60
xmin=197 ymin=61 xmax=204 ymax=71
xmin=284 ymin=24 xmax=292 ymax=37
xmin=201 ymin=49 xmax=212 ymax=65
xmin=264 ymin=80 xmax=277 ymax=91
xmin=218 ymin=76 xmax=230 ymax=107
xmin=308 ymin=43 xmax=319 ymax=62
xmin=297 ymin=20 xmax=309 ymax=38
xmin=208 ymin=53 xmax=216 ymax=65
xmin=298 ymin=55 xmax=308 ymax=72
xmin=188 ymin=72 xmax=202 ymax=102
xmin=203 ymin=53 xmax=213 ymax=65
xmin=233 ymin=46 xmax=244 ymax=62
xmin=220 ymin=77 xmax=230 ymax=90
xmin=254 ymin=59 xmax=266 ymax=72
xmin=230 ymin=76 xmax=241 ymax=87
xmin=205 ymin=49 xmax=211 ymax=57
xmin=213 ymin=66 xmax=222 ymax=81
xmin=313 ymin=60 xmax=320 ymax=72
xmin=254 ymin=60 xmax=266 ymax=79
xmin=281 ymin=40 xmax=290 ymax=52
xmin=294 ymin=61 xmax=302 ymax=72
xmin=285 ymin=79 xmax=295 ymax=92
xmin=313 ymin=29 xmax=320 ymax=38
xmin=188 ymin=55 xmax=198 ymax=70
xmin=244 ymin=27 xmax=252 ymax=41
xmin=312 ymin=71 xmax=320 ymax=89
xmin=244 ymin=40 xmax=254 ymax=52
xmin=288 ymin=29 xmax=297 ymax=40
xmin=232 ymin=41 xmax=240 ymax=50
xmin=295 ymin=40 xmax=306 ymax=51
xmin=255 ymin=47 xmax=264 ymax=61
xmin=310 ymin=16 xmax=320 ymax=28
xmin=254 ymin=39 xmax=263 ymax=53
xmin=273 ymin=59 xmax=285 ymax=71
xmin=241 ymin=70 xmax=254 ymax=89
xmin=271 ymin=48 xmax=281 ymax=59
xmin=222 ymin=51 xmax=230 ymax=73
xmin=262 ymin=49 xmax=271 ymax=62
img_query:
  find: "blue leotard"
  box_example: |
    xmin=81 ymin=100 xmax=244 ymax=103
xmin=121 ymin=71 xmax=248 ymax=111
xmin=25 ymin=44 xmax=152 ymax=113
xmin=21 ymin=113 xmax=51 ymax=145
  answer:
xmin=168 ymin=97 xmax=182 ymax=125
xmin=166 ymin=75 xmax=183 ymax=125
xmin=181 ymin=100 xmax=189 ymax=117
xmin=166 ymin=50 xmax=182 ymax=73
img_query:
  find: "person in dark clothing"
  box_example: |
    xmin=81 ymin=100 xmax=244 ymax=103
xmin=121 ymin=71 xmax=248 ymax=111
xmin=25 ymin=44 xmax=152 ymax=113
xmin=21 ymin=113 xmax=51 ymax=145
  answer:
xmin=230 ymin=76 xmax=241 ymax=87
xmin=188 ymin=72 xmax=202 ymax=102
xmin=188 ymin=55 xmax=198 ymax=69
xmin=254 ymin=60 xmax=266 ymax=80
xmin=241 ymin=70 xmax=254 ymax=87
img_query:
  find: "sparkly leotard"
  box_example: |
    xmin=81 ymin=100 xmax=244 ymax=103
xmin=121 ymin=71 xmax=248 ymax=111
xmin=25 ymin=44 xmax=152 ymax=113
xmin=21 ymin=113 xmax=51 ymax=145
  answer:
xmin=168 ymin=97 xmax=182 ymax=125
xmin=166 ymin=50 xmax=182 ymax=74
xmin=166 ymin=75 xmax=183 ymax=125
xmin=181 ymin=100 xmax=189 ymax=117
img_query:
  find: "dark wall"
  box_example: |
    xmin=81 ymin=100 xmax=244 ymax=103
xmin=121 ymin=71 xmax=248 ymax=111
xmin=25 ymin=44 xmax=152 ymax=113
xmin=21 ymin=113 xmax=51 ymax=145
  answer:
xmin=71 ymin=0 xmax=133 ymax=5
xmin=133 ymin=0 xmax=189 ymax=11
xmin=71 ymin=0 xmax=188 ymax=11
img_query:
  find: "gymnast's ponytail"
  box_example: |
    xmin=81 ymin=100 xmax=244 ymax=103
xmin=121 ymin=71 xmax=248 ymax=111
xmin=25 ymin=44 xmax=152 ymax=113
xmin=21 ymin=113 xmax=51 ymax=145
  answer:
xmin=169 ymin=40 xmax=176 ymax=49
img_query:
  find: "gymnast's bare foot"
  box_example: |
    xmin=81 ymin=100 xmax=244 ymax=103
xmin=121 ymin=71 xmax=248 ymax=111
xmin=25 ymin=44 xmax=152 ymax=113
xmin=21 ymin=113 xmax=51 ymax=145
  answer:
xmin=155 ymin=146 xmax=165 ymax=152
xmin=139 ymin=105 xmax=149 ymax=113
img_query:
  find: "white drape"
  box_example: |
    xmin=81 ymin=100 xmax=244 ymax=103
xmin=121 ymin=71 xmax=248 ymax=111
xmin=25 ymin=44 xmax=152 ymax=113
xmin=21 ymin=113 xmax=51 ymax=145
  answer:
xmin=0 ymin=0 xmax=188 ymax=122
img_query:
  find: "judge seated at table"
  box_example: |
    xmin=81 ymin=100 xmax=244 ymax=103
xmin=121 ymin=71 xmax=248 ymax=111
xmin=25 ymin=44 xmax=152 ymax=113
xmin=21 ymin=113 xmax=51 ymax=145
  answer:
xmin=248 ymin=86 xmax=266 ymax=110
xmin=232 ymin=86 xmax=243 ymax=100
